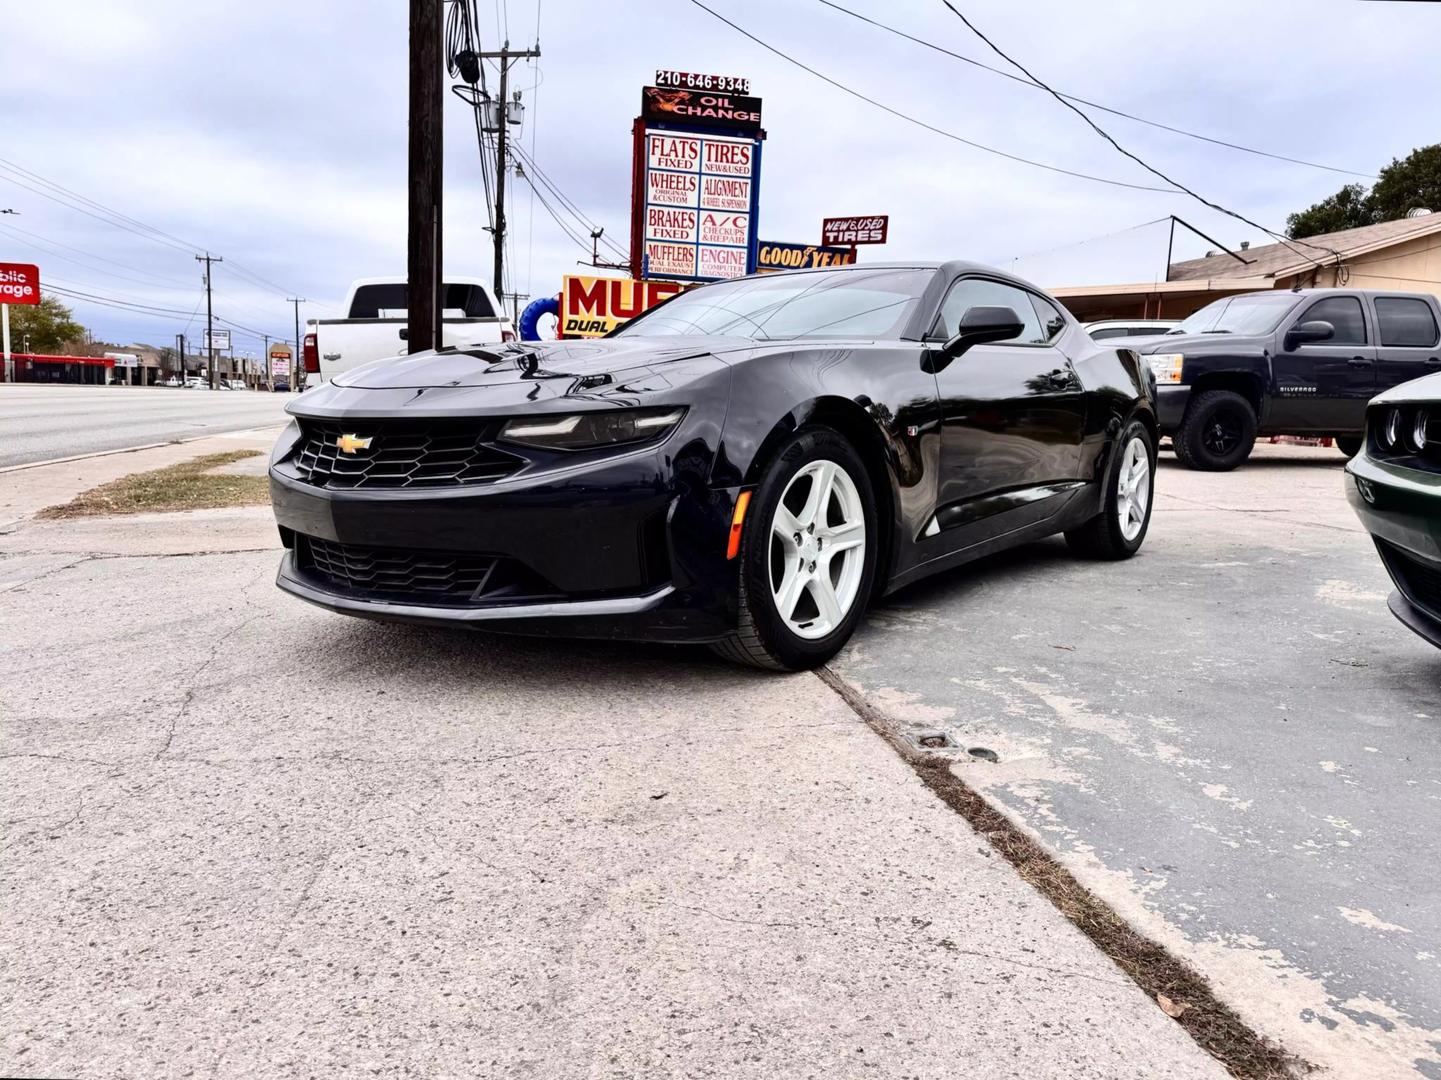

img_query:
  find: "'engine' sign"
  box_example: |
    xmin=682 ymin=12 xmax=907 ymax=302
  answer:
xmin=0 ymin=263 xmax=41 ymax=305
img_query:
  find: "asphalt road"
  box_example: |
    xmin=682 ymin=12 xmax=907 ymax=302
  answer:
xmin=833 ymin=443 xmax=1441 ymax=1079
xmin=0 ymin=384 xmax=292 ymax=468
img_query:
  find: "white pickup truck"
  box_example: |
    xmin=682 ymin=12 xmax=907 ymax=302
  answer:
xmin=301 ymin=276 xmax=515 ymax=385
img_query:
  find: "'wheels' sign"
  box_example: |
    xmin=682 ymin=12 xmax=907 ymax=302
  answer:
xmin=0 ymin=263 xmax=40 ymax=305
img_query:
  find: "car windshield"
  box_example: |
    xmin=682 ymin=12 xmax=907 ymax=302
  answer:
xmin=1169 ymin=294 xmax=1298 ymax=336
xmin=614 ymin=269 xmax=932 ymax=340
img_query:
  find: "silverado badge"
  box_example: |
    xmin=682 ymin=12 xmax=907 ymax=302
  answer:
xmin=335 ymin=433 xmax=373 ymax=454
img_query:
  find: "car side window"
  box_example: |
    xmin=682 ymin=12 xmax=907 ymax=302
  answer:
xmin=1298 ymin=296 xmax=1367 ymax=345
xmin=1375 ymin=297 xmax=1440 ymax=348
xmin=1030 ymin=294 xmax=1068 ymax=342
xmin=933 ymin=278 xmax=1044 ymax=344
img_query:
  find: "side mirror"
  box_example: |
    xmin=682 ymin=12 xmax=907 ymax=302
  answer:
xmin=1286 ymin=319 xmax=1334 ymax=348
xmin=941 ymin=306 xmax=1025 ymax=360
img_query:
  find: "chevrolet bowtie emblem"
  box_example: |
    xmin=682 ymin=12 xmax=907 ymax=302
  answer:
xmin=335 ymin=433 xmax=372 ymax=454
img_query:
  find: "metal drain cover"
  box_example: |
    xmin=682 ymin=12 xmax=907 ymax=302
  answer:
xmin=904 ymin=729 xmax=958 ymax=751
xmin=967 ymin=746 xmax=1000 ymax=763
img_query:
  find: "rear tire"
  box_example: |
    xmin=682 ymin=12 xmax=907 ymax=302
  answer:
xmin=1335 ymin=436 xmax=1362 ymax=457
xmin=711 ymin=428 xmax=878 ymax=671
xmin=1065 ymin=420 xmax=1154 ymax=560
xmin=1174 ymin=389 xmax=1257 ymax=471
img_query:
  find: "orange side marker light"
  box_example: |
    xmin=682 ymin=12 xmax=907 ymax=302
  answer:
xmin=726 ymin=490 xmax=752 ymax=560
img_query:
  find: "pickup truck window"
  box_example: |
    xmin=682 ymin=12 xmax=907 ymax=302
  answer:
xmin=1171 ymin=293 xmax=1296 ymax=336
xmin=349 ymin=283 xmax=498 ymax=319
xmin=1375 ymin=297 xmax=1440 ymax=347
xmin=1298 ymin=296 xmax=1366 ymax=344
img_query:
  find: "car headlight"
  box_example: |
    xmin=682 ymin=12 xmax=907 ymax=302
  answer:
xmin=1382 ymin=407 xmax=1402 ymax=449
xmin=1412 ymin=409 xmax=1429 ymax=452
xmin=499 ymin=407 xmax=686 ymax=451
xmin=1147 ymin=353 xmax=1184 ymax=384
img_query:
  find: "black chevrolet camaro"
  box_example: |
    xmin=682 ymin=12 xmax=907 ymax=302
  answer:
xmin=269 ymin=263 xmax=1157 ymax=669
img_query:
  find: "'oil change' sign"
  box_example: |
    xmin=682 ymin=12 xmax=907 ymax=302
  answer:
xmin=639 ymin=129 xmax=760 ymax=282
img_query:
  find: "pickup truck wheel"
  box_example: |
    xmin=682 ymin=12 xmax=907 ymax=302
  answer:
xmin=1174 ymin=390 xmax=1257 ymax=471
xmin=1335 ymin=436 xmax=1362 ymax=457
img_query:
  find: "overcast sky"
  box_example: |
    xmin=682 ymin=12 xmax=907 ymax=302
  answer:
xmin=3 ymin=0 xmax=1438 ymax=354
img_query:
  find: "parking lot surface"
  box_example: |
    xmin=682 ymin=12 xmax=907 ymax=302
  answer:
xmin=0 ymin=510 xmax=1221 ymax=1078
xmin=0 ymin=385 xmax=291 ymax=467
xmin=834 ymin=443 xmax=1441 ymax=1079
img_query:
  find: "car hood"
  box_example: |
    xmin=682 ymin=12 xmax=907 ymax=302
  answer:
xmin=1132 ymin=332 xmax=1270 ymax=354
xmin=332 ymin=336 xmax=757 ymax=390
xmin=1373 ymin=369 xmax=1441 ymax=405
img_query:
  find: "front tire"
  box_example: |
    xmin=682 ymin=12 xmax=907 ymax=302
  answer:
xmin=711 ymin=429 xmax=878 ymax=671
xmin=1065 ymin=420 xmax=1154 ymax=560
xmin=1174 ymin=389 xmax=1257 ymax=471
xmin=1335 ymin=436 xmax=1362 ymax=457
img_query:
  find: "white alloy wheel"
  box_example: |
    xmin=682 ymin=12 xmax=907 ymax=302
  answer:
xmin=768 ymin=459 xmax=867 ymax=640
xmin=1116 ymin=435 xmax=1151 ymax=542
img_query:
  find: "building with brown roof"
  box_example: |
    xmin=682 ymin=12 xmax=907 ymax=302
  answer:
xmin=1051 ymin=214 xmax=1441 ymax=322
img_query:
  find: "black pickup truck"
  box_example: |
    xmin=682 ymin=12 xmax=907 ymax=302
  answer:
xmin=1131 ymin=288 xmax=1441 ymax=470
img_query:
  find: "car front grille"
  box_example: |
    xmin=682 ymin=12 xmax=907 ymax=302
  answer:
xmin=297 ymin=535 xmax=559 ymax=606
xmin=290 ymin=419 xmax=524 ymax=489
xmin=1377 ymin=540 xmax=1441 ymax=620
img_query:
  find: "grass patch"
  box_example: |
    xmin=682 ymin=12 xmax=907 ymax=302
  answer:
xmin=38 ymin=450 xmax=269 ymax=519
xmin=816 ymin=666 xmax=1309 ymax=1080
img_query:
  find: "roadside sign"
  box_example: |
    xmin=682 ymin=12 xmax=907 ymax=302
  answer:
xmin=757 ymin=241 xmax=857 ymax=273
xmin=204 ymin=328 xmax=231 ymax=351
xmin=268 ymin=343 xmax=292 ymax=379
xmin=821 ymin=216 xmax=889 ymax=246
xmin=560 ymin=275 xmax=688 ymax=338
xmin=636 ymin=127 xmax=761 ymax=282
xmin=655 ymin=70 xmax=750 ymax=95
xmin=0 ymin=262 xmax=41 ymax=305
xmin=641 ymin=86 xmax=763 ymax=136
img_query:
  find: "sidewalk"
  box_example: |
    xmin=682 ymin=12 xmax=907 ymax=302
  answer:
xmin=0 ymin=453 xmax=1230 ymax=1079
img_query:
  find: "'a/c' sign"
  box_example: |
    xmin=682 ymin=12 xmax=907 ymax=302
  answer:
xmin=0 ymin=263 xmax=41 ymax=305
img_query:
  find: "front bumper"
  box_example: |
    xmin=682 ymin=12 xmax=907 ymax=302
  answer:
xmin=269 ymin=436 xmax=739 ymax=644
xmin=1156 ymin=385 xmax=1190 ymax=432
xmin=1344 ymin=452 xmax=1441 ymax=649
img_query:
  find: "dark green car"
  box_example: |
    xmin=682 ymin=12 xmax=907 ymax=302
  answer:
xmin=1345 ymin=371 xmax=1441 ymax=648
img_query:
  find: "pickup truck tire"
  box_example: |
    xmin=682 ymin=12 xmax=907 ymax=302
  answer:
xmin=1065 ymin=420 xmax=1154 ymax=559
xmin=1174 ymin=390 xmax=1257 ymax=471
xmin=1335 ymin=436 xmax=1363 ymax=457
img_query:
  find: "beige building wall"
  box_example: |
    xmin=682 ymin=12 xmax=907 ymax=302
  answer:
xmin=1277 ymin=231 xmax=1441 ymax=301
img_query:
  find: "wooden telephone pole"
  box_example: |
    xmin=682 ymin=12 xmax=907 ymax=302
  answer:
xmin=408 ymin=0 xmax=444 ymax=354
xmin=477 ymin=44 xmax=540 ymax=299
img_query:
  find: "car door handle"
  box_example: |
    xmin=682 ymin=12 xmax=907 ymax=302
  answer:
xmin=1347 ymin=356 xmax=1373 ymax=367
xmin=1427 ymin=357 xmax=1441 ymax=366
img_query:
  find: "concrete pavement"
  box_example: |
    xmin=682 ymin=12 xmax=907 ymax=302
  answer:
xmin=0 ymin=496 xmax=1225 ymax=1077
xmin=832 ymin=443 xmax=1441 ymax=1079
xmin=0 ymin=384 xmax=291 ymax=467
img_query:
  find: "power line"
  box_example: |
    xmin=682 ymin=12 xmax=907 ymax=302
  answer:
xmin=816 ymin=0 xmax=1373 ymax=179
xmin=683 ymin=0 xmax=1173 ymax=194
xmin=935 ymin=1 xmax=1340 ymax=270
xmin=0 ymin=221 xmax=197 ymax=290
xmin=510 ymin=143 xmax=626 ymax=258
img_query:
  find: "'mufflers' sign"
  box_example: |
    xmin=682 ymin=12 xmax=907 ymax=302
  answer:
xmin=561 ymin=275 xmax=688 ymax=338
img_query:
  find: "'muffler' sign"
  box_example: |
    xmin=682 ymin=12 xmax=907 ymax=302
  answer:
xmin=0 ymin=263 xmax=41 ymax=305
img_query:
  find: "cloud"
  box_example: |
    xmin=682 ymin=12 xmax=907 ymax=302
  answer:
xmin=3 ymin=0 xmax=1437 ymax=349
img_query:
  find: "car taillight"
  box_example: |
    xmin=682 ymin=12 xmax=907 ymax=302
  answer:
xmin=302 ymin=332 xmax=319 ymax=373
xmin=502 ymin=329 xmax=516 ymax=342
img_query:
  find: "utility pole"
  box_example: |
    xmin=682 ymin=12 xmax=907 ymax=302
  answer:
xmin=196 ymin=253 xmax=221 ymax=390
xmin=579 ymin=226 xmax=629 ymax=272
xmin=175 ymin=333 xmax=185 ymax=381
xmin=503 ymin=291 xmax=528 ymax=325
xmin=477 ymin=43 xmax=540 ymax=299
xmin=287 ymin=297 xmax=305 ymax=390
xmin=408 ymin=0 xmax=444 ymax=354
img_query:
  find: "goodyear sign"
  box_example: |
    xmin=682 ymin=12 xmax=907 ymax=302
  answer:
xmin=756 ymin=242 xmax=858 ymax=274
xmin=561 ymin=275 xmax=688 ymax=338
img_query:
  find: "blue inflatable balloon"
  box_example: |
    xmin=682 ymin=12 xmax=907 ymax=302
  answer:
xmin=519 ymin=295 xmax=560 ymax=342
